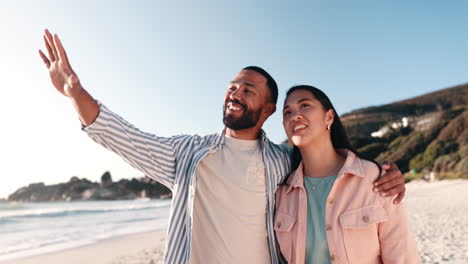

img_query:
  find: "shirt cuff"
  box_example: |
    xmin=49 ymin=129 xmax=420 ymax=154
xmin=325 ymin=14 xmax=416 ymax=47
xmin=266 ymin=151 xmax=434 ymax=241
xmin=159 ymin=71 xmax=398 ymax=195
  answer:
xmin=81 ymin=100 xmax=109 ymax=134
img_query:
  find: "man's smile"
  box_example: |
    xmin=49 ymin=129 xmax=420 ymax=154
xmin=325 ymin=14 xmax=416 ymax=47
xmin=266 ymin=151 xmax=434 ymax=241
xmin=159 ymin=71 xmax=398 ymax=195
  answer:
xmin=226 ymin=101 xmax=246 ymax=114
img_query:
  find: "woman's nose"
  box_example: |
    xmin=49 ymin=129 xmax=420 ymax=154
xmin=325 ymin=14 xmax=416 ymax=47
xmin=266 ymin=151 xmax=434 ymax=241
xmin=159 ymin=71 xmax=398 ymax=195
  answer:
xmin=293 ymin=114 xmax=303 ymax=121
xmin=288 ymin=111 xmax=302 ymax=121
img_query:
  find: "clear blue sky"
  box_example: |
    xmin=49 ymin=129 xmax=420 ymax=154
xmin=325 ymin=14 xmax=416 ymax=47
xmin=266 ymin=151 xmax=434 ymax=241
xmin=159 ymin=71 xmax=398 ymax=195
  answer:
xmin=1 ymin=0 xmax=467 ymax=198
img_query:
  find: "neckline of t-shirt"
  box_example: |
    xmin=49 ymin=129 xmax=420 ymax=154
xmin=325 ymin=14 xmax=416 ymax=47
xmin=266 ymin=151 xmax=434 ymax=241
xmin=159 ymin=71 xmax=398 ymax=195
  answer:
xmin=224 ymin=135 xmax=260 ymax=150
xmin=304 ymin=175 xmax=337 ymax=182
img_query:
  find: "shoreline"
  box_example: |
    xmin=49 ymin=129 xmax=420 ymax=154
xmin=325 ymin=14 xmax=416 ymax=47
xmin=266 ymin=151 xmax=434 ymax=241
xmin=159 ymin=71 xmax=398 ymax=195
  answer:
xmin=0 ymin=230 xmax=167 ymax=264
xmin=2 ymin=179 xmax=467 ymax=264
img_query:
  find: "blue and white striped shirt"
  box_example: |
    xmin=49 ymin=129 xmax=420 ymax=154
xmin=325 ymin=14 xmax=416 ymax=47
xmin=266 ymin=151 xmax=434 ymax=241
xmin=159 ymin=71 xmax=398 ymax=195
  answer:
xmin=83 ymin=103 xmax=292 ymax=264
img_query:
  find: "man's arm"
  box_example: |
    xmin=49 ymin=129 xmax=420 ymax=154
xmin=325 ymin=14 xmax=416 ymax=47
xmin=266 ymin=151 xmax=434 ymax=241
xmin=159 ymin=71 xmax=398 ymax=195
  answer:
xmin=39 ymin=29 xmax=99 ymax=126
xmin=39 ymin=29 xmax=178 ymax=189
xmin=373 ymin=162 xmax=406 ymax=204
xmin=83 ymin=103 xmax=179 ymax=189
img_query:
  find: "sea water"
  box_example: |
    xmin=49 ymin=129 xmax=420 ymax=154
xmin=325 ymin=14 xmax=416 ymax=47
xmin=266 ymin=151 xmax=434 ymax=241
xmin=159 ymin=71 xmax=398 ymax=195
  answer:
xmin=0 ymin=199 xmax=170 ymax=262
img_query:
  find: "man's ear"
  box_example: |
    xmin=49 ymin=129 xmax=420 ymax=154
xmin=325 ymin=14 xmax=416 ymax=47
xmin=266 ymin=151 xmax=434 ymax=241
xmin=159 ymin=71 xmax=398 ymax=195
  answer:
xmin=264 ymin=103 xmax=276 ymax=117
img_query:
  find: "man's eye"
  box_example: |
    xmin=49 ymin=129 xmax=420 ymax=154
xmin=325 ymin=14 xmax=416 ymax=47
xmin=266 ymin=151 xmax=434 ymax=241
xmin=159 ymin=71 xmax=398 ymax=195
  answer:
xmin=283 ymin=111 xmax=291 ymax=116
xmin=300 ymin=104 xmax=309 ymax=108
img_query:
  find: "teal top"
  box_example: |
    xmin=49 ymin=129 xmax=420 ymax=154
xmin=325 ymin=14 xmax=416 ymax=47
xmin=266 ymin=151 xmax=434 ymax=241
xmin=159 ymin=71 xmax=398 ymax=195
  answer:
xmin=303 ymin=175 xmax=337 ymax=264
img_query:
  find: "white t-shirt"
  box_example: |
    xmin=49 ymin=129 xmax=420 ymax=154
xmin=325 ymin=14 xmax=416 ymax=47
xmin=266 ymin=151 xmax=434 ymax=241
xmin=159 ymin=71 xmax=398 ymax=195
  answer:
xmin=189 ymin=136 xmax=270 ymax=264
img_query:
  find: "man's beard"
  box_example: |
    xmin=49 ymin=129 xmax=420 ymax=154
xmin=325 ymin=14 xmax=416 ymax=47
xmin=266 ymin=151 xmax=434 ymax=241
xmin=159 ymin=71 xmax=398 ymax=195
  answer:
xmin=223 ymin=100 xmax=262 ymax=130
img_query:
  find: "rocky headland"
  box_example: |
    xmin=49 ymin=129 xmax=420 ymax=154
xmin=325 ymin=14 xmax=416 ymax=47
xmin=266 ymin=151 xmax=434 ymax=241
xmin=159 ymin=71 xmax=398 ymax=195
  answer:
xmin=7 ymin=172 xmax=171 ymax=202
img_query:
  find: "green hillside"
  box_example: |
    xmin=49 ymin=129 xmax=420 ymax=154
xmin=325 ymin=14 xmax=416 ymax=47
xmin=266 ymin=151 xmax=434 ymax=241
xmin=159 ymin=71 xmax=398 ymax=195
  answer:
xmin=341 ymin=83 xmax=468 ymax=181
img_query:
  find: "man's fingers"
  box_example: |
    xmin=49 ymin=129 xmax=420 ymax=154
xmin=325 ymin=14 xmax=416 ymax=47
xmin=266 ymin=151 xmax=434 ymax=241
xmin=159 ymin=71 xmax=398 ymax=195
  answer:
xmin=44 ymin=29 xmax=58 ymax=62
xmin=43 ymin=35 xmax=55 ymax=62
xmin=393 ymin=191 xmax=405 ymax=204
xmin=374 ymin=169 xmax=400 ymax=186
xmin=373 ymin=161 xmax=406 ymax=202
xmin=373 ymin=177 xmax=403 ymax=193
xmin=374 ymin=163 xmax=402 ymax=186
xmin=53 ymin=33 xmax=71 ymax=66
xmin=381 ymin=162 xmax=391 ymax=171
xmin=377 ymin=183 xmax=403 ymax=197
xmin=38 ymin=49 xmax=51 ymax=68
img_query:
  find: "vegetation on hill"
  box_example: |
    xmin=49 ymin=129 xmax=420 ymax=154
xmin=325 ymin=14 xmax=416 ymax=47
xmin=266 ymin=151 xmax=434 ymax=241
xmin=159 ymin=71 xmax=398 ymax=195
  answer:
xmin=341 ymin=83 xmax=467 ymax=181
xmin=341 ymin=83 xmax=468 ymax=138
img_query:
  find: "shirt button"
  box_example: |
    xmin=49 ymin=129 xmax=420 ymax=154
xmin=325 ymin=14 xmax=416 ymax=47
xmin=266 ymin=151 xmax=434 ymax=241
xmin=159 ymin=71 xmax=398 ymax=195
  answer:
xmin=326 ymin=224 xmax=332 ymax=231
xmin=328 ymin=198 xmax=334 ymax=204
xmin=331 ymin=254 xmax=336 ymax=261
xmin=362 ymin=215 xmax=370 ymax=223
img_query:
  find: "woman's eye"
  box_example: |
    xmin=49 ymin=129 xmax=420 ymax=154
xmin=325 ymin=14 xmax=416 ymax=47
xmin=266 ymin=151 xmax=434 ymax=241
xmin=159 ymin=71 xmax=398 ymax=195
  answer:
xmin=283 ymin=111 xmax=291 ymax=116
xmin=300 ymin=104 xmax=309 ymax=109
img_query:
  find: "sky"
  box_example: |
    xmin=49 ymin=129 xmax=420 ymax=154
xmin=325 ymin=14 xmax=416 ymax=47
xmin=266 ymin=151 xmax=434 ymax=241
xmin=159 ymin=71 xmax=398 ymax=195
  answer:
xmin=1 ymin=0 xmax=467 ymax=198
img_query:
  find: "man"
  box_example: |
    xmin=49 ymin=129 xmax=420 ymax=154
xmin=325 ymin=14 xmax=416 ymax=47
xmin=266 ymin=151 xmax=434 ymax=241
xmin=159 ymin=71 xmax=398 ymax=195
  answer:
xmin=39 ymin=30 xmax=406 ymax=264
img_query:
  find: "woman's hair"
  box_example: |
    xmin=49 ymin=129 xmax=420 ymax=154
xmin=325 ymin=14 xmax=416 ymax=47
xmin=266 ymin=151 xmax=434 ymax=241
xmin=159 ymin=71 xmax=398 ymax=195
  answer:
xmin=283 ymin=85 xmax=381 ymax=183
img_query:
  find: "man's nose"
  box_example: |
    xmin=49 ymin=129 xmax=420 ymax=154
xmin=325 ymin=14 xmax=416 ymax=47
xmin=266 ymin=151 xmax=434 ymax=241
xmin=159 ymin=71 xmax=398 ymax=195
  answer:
xmin=229 ymin=88 xmax=241 ymax=100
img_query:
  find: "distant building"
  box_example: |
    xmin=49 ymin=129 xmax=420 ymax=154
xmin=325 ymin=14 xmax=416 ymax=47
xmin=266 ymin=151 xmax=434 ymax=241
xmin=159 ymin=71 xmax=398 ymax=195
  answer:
xmin=371 ymin=117 xmax=409 ymax=138
xmin=371 ymin=126 xmax=391 ymax=138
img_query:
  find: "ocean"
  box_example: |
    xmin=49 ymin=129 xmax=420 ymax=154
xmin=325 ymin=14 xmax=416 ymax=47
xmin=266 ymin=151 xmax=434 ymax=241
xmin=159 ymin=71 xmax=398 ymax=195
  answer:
xmin=0 ymin=199 xmax=171 ymax=262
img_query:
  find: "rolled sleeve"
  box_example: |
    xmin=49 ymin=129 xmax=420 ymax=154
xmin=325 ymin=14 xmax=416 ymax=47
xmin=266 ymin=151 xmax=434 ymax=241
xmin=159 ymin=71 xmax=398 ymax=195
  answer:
xmin=81 ymin=100 xmax=109 ymax=134
xmin=82 ymin=101 xmax=177 ymax=190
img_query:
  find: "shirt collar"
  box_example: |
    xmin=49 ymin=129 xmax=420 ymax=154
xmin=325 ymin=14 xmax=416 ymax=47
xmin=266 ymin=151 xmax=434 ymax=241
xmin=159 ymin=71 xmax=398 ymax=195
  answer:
xmin=214 ymin=128 xmax=268 ymax=146
xmin=285 ymin=149 xmax=365 ymax=193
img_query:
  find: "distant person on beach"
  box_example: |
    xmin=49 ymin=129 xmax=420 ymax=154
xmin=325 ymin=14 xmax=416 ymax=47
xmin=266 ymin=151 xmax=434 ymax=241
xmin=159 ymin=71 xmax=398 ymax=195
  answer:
xmin=275 ymin=85 xmax=420 ymax=264
xmin=39 ymin=29 xmax=407 ymax=264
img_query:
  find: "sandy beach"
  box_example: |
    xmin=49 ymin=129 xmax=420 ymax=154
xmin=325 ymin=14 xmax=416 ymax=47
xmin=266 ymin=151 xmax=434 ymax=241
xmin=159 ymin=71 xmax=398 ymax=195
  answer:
xmin=4 ymin=179 xmax=467 ymax=264
xmin=0 ymin=231 xmax=166 ymax=264
xmin=405 ymin=179 xmax=468 ymax=263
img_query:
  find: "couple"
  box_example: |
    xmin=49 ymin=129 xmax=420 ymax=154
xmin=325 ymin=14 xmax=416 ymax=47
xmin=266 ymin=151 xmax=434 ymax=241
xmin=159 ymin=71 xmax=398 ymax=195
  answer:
xmin=39 ymin=29 xmax=419 ymax=264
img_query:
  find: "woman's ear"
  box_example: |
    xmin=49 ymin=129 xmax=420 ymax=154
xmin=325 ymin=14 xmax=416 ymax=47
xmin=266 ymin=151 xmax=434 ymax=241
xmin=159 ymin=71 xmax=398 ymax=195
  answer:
xmin=325 ymin=109 xmax=335 ymax=124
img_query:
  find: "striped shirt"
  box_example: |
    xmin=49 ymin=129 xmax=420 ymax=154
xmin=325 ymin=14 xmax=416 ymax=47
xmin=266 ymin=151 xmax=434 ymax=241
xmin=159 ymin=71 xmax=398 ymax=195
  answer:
xmin=83 ymin=103 xmax=292 ymax=264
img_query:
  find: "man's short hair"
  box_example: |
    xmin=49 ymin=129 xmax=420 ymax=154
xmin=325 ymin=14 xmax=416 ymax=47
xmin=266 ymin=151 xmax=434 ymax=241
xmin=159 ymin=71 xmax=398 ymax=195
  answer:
xmin=242 ymin=66 xmax=278 ymax=104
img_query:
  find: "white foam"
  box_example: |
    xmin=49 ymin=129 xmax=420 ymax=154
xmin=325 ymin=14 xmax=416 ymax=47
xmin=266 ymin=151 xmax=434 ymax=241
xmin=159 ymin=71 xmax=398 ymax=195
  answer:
xmin=0 ymin=199 xmax=170 ymax=262
xmin=0 ymin=200 xmax=171 ymax=219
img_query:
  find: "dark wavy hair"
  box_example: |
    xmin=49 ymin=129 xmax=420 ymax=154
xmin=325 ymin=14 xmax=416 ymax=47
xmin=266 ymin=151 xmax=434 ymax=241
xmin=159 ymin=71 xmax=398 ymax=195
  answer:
xmin=283 ymin=85 xmax=381 ymax=183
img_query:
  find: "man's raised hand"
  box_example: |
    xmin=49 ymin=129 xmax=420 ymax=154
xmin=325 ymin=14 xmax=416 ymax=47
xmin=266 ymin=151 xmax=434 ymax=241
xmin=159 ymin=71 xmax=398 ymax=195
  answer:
xmin=39 ymin=29 xmax=99 ymax=126
xmin=39 ymin=29 xmax=82 ymax=98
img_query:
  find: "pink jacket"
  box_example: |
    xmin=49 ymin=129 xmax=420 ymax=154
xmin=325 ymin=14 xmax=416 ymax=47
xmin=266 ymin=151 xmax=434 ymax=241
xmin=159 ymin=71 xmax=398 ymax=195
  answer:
xmin=274 ymin=150 xmax=420 ymax=264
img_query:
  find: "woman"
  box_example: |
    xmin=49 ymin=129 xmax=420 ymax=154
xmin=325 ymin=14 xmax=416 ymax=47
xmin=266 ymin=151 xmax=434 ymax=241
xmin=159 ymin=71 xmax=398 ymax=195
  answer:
xmin=274 ymin=85 xmax=420 ymax=264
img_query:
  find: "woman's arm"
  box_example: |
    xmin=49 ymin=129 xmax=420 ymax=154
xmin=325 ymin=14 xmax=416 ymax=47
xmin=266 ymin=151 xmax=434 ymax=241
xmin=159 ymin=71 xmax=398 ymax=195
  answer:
xmin=378 ymin=197 xmax=421 ymax=263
